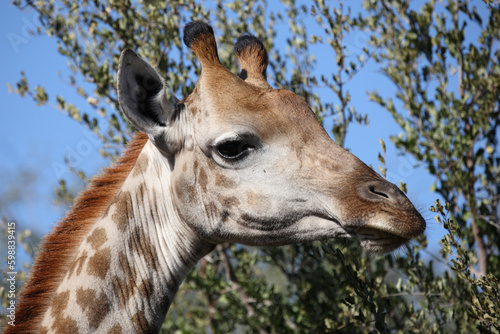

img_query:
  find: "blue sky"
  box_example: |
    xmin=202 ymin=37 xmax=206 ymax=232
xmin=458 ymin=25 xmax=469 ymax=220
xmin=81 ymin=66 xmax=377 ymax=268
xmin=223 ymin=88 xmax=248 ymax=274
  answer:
xmin=1 ymin=2 xmax=105 ymax=237
xmin=0 ymin=1 xmax=453 ymax=256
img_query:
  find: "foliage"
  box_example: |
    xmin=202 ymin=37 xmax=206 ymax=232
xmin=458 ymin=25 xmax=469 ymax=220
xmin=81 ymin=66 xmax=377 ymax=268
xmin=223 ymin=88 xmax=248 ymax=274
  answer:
xmin=366 ymin=0 xmax=500 ymax=277
xmin=3 ymin=0 xmax=499 ymax=333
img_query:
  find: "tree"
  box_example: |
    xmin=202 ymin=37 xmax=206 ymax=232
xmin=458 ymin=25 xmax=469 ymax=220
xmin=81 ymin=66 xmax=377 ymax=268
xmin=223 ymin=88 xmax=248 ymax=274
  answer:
xmin=364 ymin=0 xmax=500 ymax=330
xmin=3 ymin=0 xmax=499 ymax=333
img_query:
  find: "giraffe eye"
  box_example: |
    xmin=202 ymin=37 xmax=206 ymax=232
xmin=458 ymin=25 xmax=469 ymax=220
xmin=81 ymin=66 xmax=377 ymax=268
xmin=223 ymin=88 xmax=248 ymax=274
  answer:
xmin=216 ymin=140 xmax=256 ymax=160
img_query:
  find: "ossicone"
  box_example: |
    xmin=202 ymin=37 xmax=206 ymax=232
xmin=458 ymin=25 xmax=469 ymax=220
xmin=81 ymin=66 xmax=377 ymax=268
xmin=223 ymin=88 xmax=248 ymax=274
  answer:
xmin=234 ymin=34 xmax=271 ymax=88
xmin=183 ymin=21 xmax=220 ymax=67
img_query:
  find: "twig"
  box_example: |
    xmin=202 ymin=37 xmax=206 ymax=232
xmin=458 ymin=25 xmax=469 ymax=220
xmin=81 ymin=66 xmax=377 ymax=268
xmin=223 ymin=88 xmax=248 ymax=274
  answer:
xmin=217 ymin=244 xmax=269 ymax=334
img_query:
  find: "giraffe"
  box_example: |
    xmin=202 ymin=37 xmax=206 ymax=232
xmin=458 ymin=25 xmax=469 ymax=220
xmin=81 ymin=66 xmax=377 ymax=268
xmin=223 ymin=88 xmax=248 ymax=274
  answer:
xmin=9 ymin=22 xmax=425 ymax=333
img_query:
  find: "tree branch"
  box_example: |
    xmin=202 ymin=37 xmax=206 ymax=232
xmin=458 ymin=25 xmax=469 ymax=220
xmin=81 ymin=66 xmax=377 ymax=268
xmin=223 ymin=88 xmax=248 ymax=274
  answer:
xmin=217 ymin=244 xmax=269 ymax=334
xmin=470 ymin=215 xmax=487 ymax=277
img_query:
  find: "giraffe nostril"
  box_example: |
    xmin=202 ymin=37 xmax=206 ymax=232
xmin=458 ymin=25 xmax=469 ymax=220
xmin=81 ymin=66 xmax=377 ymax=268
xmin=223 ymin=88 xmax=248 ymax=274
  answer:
xmin=368 ymin=185 xmax=389 ymax=199
xmin=360 ymin=181 xmax=402 ymax=202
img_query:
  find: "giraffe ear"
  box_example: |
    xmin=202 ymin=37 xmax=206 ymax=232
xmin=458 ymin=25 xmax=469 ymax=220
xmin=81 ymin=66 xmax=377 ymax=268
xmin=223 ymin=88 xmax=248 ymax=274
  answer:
xmin=117 ymin=49 xmax=177 ymax=137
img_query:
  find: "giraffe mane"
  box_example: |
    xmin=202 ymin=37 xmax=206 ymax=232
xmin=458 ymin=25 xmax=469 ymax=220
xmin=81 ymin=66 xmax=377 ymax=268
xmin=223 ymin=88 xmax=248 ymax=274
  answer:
xmin=9 ymin=132 xmax=148 ymax=333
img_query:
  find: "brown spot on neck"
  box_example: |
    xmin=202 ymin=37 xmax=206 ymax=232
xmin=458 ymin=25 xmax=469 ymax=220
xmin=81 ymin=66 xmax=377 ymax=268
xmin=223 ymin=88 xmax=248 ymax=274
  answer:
xmin=86 ymin=247 xmax=111 ymax=279
xmin=50 ymin=316 xmax=78 ymax=333
xmin=76 ymin=287 xmax=111 ymax=330
xmin=132 ymin=310 xmax=152 ymax=332
xmin=87 ymin=227 xmax=108 ymax=250
xmin=50 ymin=290 xmax=70 ymax=319
xmin=112 ymin=190 xmax=133 ymax=232
xmin=118 ymin=251 xmax=137 ymax=280
xmin=107 ymin=324 xmax=122 ymax=334
xmin=128 ymin=227 xmax=160 ymax=271
xmin=67 ymin=250 xmax=88 ymax=279
xmin=138 ymin=278 xmax=154 ymax=298
xmin=135 ymin=182 xmax=146 ymax=208
xmin=111 ymin=275 xmax=137 ymax=309
xmin=132 ymin=152 xmax=150 ymax=178
xmin=111 ymin=252 xmax=151 ymax=310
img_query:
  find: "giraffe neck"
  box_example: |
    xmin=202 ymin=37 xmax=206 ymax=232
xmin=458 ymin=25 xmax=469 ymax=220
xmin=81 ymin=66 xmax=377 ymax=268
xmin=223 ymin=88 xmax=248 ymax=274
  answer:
xmin=40 ymin=141 xmax=213 ymax=333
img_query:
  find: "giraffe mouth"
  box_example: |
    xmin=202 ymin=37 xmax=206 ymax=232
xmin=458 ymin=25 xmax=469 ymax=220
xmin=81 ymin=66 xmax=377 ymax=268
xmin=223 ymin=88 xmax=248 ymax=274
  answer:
xmin=346 ymin=227 xmax=409 ymax=253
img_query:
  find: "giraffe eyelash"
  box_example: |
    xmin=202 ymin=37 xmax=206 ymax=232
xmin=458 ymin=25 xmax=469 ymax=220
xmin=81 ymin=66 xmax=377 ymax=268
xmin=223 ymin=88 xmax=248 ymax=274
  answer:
xmin=215 ymin=140 xmax=256 ymax=160
xmin=211 ymin=133 xmax=262 ymax=163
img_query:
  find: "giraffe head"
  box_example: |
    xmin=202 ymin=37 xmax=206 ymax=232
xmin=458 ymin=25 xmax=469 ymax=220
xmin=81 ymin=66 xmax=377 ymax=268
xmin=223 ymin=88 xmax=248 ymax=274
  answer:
xmin=117 ymin=22 xmax=425 ymax=253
